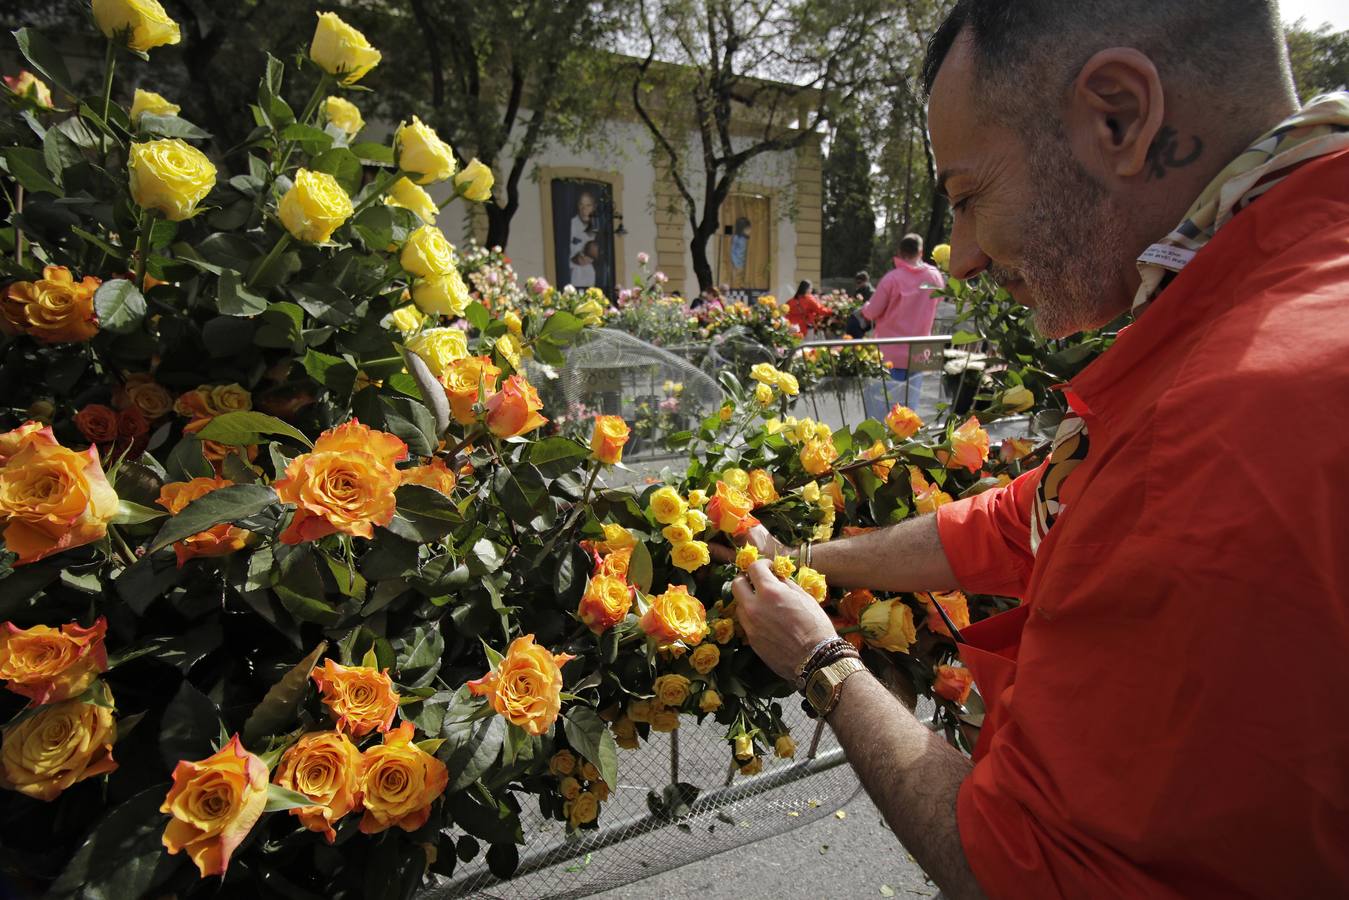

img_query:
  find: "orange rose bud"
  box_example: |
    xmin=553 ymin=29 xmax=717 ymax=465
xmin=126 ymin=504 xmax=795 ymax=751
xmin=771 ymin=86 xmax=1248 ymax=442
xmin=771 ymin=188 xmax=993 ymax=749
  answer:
xmin=639 ymin=584 xmax=709 ymax=646
xmin=274 ymin=730 xmax=364 ymax=843
xmin=924 ymin=590 xmax=971 ymax=639
xmin=161 ymin=735 xmax=267 ymax=878
xmin=439 ymin=355 xmax=500 ymax=425
xmin=273 ymin=420 xmax=407 ymax=544
xmin=0 ymin=617 xmax=108 ymax=705
xmin=705 ymin=480 xmax=758 ymax=537
xmin=908 ymin=467 xmax=953 ymax=516
xmin=311 ymin=659 xmax=401 ymax=737
xmin=359 ymin=721 xmax=449 ymax=834
xmin=589 ymin=415 xmax=631 ymax=465
xmin=1000 ymin=437 xmax=1034 ymax=463
xmin=945 ymin=416 xmax=990 ymax=472
xmin=0 ymin=429 xmax=118 ymax=565
xmin=595 ymin=546 xmax=632 ymax=579
xmin=157 ymin=477 xmax=250 ymax=566
xmin=885 ymin=404 xmax=923 ymax=440
xmin=74 ymin=404 xmax=120 ymax=444
xmin=578 ymin=574 xmax=633 ymax=634
xmin=400 ymin=456 xmax=457 ymax=494
xmin=830 ymin=615 xmax=864 ymax=650
xmin=467 ymin=634 xmax=575 ymax=736
xmin=933 ymin=665 xmax=975 ymax=705
xmin=485 ymin=374 xmax=548 ymax=437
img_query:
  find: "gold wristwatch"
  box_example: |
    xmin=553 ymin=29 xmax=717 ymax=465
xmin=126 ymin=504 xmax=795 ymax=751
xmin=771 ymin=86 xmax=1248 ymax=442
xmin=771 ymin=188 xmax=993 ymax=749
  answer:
xmin=804 ymin=657 xmax=866 ymax=718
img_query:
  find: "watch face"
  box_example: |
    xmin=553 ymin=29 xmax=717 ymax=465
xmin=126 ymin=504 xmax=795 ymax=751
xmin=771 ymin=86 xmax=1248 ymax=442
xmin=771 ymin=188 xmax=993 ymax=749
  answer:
xmin=806 ymin=675 xmax=831 ymax=711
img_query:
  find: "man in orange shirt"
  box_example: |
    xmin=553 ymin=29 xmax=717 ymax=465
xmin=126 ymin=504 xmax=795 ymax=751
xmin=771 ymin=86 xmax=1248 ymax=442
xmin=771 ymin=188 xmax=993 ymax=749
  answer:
xmin=717 ymin=2 xmax=1349 ymax=897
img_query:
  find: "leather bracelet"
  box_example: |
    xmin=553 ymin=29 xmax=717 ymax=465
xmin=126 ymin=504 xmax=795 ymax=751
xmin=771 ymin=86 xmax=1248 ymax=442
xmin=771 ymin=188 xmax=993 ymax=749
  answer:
xmin=795 ymin=637 xmax=859 ymax=691
xmin=794 ymin=637 xmax=837 ymax=689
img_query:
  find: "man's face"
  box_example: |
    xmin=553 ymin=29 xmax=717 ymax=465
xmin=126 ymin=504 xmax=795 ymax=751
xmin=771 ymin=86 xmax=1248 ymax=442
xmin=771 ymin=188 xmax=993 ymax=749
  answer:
xmin=578 ymin=194 xmax=595 ymax=219
xmin=927 ymin=35 xmax=1132 ymax=337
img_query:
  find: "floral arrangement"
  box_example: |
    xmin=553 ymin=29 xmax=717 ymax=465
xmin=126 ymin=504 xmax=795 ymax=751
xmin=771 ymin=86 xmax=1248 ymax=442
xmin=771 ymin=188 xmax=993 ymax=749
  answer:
xmin=606 ymin=254 xmax=699 ymax=348
xmin=788 ymin=342 xmax=891 ymax=392
xmin=809 ymin=288 xmax=865 ymax=338
xmin=698 ymin=294 xmax=801 ymax=357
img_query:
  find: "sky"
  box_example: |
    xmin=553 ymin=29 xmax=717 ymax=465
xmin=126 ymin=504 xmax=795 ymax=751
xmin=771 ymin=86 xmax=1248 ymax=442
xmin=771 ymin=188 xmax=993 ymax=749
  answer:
xmin=1279 ymin=0 xmax=1349 ymax=31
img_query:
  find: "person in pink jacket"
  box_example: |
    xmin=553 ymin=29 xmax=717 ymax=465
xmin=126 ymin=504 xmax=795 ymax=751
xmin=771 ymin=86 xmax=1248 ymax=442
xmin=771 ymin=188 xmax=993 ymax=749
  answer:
xmin=861 ymin=234 xmax=945 ymax=416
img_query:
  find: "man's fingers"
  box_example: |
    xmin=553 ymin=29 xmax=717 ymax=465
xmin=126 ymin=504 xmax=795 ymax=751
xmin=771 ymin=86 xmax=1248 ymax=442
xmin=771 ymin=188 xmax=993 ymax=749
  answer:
xmin=745 ymin=559 xmax=776 ymax=591
xmin=708 ymin=539 xmax=738 ymax=564
xmin=731 ymin=574 xmax=756 ymax=605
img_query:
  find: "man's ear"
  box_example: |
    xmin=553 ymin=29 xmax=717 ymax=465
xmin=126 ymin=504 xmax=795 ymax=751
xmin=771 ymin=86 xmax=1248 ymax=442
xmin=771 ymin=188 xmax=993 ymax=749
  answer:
xmin=1068 ymin=48 xmax=1165 ymax=180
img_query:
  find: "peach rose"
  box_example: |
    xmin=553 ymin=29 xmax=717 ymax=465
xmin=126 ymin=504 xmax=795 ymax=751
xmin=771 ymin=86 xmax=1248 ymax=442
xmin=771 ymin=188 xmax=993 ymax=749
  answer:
xmin=1 ymin=266 xmax=99 ymax=344
xmin=944 ymin=416 xmax=990 ymax=472
xmin=161 ymin=735 xmax=267 ymax=877
xmin=484 ymin=375 xmax=547 ymax=438
xmin=885 ymin=404 xmax=923 ymax=440
xmin=157 ymin=477 xmax=250 ymax=566
xmin=311 ymin=659 xmax=400 ymax=737
xmin=639 ymin=584 xmax=708 ymax=646
xmin=924 ymin=590 xmax=971 ymax=639
xmin=0 ymin=430 xmax=118 ymax=565
xmin=861 ymin=440 xmax=895 ymax=481
xmin=933 ymin=665 xmax=975 ymax=705
xmin=690 ymin=643 xmax=720 ymax=675
xmin=548 ymin=749 xmax=577 ymax=777
xmin=589 ymin=415 xmax=630 ymax=466
xmin=908 ymin=467 xmax=953 ymax=516
xmin=274 ymin=730 xmax=364 ymax=842
xmin=705 ymin=480 xmax=757 ymax=537
xmin=401 ymin=457 xmax=457 ymax=494
xmin=0 ymin=618 xmax=107 ymax=705
xmin=595 ymin=547 xmax=631 ymax=579
xmin=1000 ymin=437 xmax=1034 ymax=463
xmin=358 ymin=722 xmax=448 ymax=833
xmin=653 ymin=673 xmax=690 ymax=707
xmin=745 ymin=469 xmax=779 ymax=508
xmin=468 ymin=635 xmax=575 ymax=736
xmin=0 ymin=422 xmax=47 ymax=465
xmin=439 ymin=355 xmax=501 ymax=425
xmin=0 ymin=697 xmax=117 ymax=801
xmin=273 ymin=420 xmax=407 ymax=543
xmin=578 ymin=574 xmax=632 ymax=635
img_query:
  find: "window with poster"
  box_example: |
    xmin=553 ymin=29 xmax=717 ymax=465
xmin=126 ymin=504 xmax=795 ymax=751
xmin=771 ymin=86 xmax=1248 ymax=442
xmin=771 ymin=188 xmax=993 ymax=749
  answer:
xmin=717 ymin=193 xmax=772 ymax=298
xmin=549 ymin=177 xmax=617 ymax=296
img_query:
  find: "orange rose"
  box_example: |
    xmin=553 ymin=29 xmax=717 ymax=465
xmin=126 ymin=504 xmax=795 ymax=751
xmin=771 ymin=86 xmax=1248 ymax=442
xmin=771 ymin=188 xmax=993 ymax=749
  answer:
xmin=859 ymin=599 xmax=917 ymax=653
xmin=0 ymin=697 xmax=117 ymax=801
xmin=0 ymin=430 xmax=118 ymax=565
xmin=311 ymin=658 xmax=400 ymax=737
xmin=924 ymin=590 xmax=970 ymax=638
xmin=589 ymin=415 xmax=631 ymax=465
xmin=578 ymin=573 xmax=632 ymax=634
xmin=359 ymin=722 xmax=448 ymax=833
xmin=1 ymin=266 xmax=99 ymax=344
xmin=0 ymin=422 xmax=47 ymax=465
xmin=439 ymin=355 xmax=500 ymax=425
xmin=945 ymin=416 xmax=990 ymax=472
xmin=908 ymin=467 xmax=953 ymax=516
xmin=933 ymin=665 xmax=975 ymax=705
xmin=799 ymin=436 xmax=837 ymax=476
xmin=173 ymin=387 xmax=213 ymax=420
xmin=1000 ymin=437 xmax=1034 ymax=463
xmin=705 ymin=480 xmax=758 ymax=537
xmin=74 ymin=404 xmax=120 ymax=444
xmin=595 ymin=547 xmax=631 ymax=579
xmin=861 ymin=440 xmax=895 ymax=481
xmin=273 ymin=420 xmax=407 ymax=543
xmin=467 ymin=634 xmax=574 ymax=736
xmin=157 ymin=477 xmax=250 ymax=566
xmin=484 ymin=374 xmax=548 ymax=437
xmin=838 ymin=589 xmax=876 ymax=624
xmin=401 ymin=457 xmax=457 ymax=494
xmin=885 ymin=404 xmax=923 ymax=440
xmin=161 ymin=735 xmax=267 ymax=877
xmin=831 ymin=615 xmax=863 ymax=650
xmin=639 ymin=584 xmax=708 ymax=646
xmin=116 ymin=373 xmax=175 ymax=421
xmin=745 ymin=469 xmax=779 ymax=508
xmin=274 ymin=730 xmax=364 ymax=842
xmin=0 ymin=618 xmax=107 ymax=705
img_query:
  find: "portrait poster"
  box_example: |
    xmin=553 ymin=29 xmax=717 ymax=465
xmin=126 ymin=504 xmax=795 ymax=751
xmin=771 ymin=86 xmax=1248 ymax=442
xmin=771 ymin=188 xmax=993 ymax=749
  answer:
xmin=550 ymin=178 xmax=616 ymax=295
xmin=717 ymin=193 xmax=771 ymax=292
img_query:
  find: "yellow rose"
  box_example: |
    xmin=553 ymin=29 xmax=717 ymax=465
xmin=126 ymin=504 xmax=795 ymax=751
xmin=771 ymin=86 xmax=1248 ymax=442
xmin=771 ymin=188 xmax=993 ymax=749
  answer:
xmin=763 ymin=417 xmax=784 ymax=435
xmin=649 ymin=708 xmax=680 ymax=733
xmin=384 ymin=176 xmax=439 ymax=224
xmin=734 ymin=545 xmax=759 ymax=571
xmin=794 ymin=566 xmax=828 ymax=603
xmin=412 ymin=270 xmax=471 ymax=318
xmin=590 ymin=415 xmax=631 ymax=466
xmin=323 ymin=95 xmax=364 ymax=137
xmin=401 ymin=225 xmax=457 ymax=278
xmin=639 ymin=584 xmax=708 ymax=646
xmin=454 ymin=158 xmax=494 ymax=202
xmin=998 ymin=385 xmax=1035 ymax=413
xmin=802 ymin=481 xmax=821 ymax=503
xmin=0 ymin=430 xmax=118 ymax=565
xmin=549 ymin=749 xmax=577 ymax=777
xmin=485 ymin=374 xmax=547 ymax=437
xmin=1 ymin=266 xmax=100 ymax=344
xmin=157 ymin=477 xmax=250 ymax=566
xmin=0 ymin=617 xmax=107 ymax=705
xmin=799 ymin=436 xmax=837 ymax=476
xmin=684 ymin=508 xmax=708 ymax=534
xmin=749 ymin=363 xmax=778 ymax=385
xmin=686 ymin=488 xmax=708 ymax=508
xmin=885 ymin=404 xmax=923 ymax=440
xmin=279 ymin=168 xmax=353 ymax=243
xmin=310 ymin=658 xmax=401 ymax=737
xmin=0 ymin=697 xmax=117 ymax=802
xmin=566 ymin=790 xmax=600 ymax=828
xmin=611 ymin=716 xmax=639 ymax=749
xmin=690 ymin=643 xmax=720 ymax=675
xmin=358 ymin=722 xmax=448 ymax=833
xmin=273 ymin=420 xmax=408 ymax=543
xmin=753 ymin=382 xmax=774 ymax=405
xmin=661 ymin=521 xmax=694 ymax=544
xmin=130 ymin=88 xmax=179 ymax=124
xmin=862 ymin=440 xmax=896 ymax=481
xmin=574 ymin=298 xmax=605 ymax=327
xmin=396 ymin=116 xmax=456 ymax=185
xmin=407 ymin=327 xmax=469 ymax=377
xmin=128 ymin=139 xmax=215 ymax=222
xmin=600 ymin=522 xmax=637 ymax=552
xmin=654 ymin=674 xmax=691 ymax=707
xmin=746 ymin=469 xmax=779 ymax=507
xmin=721 ymin=467 xmax=749 ymax=491
xmin=670 ymin=540 xmax=710 ymax=572
xmin=647 ymin=486 xmax=687 ymax=525
xmin=908 ymin=467 xmax=953 ymax=516
xmin=203 ymin=383 xmax=251 ymax=416
xmin=712 ymin=618 xmax=736 ymax=644
xmin=775 ymin=734 xmax=796 ymax=759
xmin=733 ymin=733 xmax=754 ymax=762
xmin=92 ymin=0 xmax=180 ymax=52
xmin=309 ymin=12 xmax=381 ymax=85
xmin=467 ymin=634 xmax=574 ymax=736
xmin=559 ymin=775 xmax=581 ymax=801
xmin=813 ymin=422 xmax=833 ymax=441
xmin=698 ymin=689 xmax=722 ymax=713
xmin=626 ymin=699 xmax=652 ymax=724
xmin=503 ymin=310 xmax=523 ymax=335
xmin=790 ymin=418 xmax=816 ymax=444
xmin=5 ymin=71 xmax=52 ymax=108
xmin=931 ymin=243 xmax=951 ymax=270
xmin=439 ymin=354 xmax=500 ymax=424
xmin=777 ymin=372 xmax=800 ymax=397
xmin=401 ymin=457 xmax=457 ymax=495
xmin=389 ymin=304 xmax=426 ymax=335
xmin=161 ymin=735 xmax=266 ymax=877
xmin=860 ymin=599 xmax=917 ymax=652
xmin=578 ymin=574 xmax=632 ymax=635
xmin=771 ymin=555 xmax=795 ymax=580
xmin=118 ymin=373 xmax=174 ymax=420
xmin=274 ymin=731 xmax=363 ymax=843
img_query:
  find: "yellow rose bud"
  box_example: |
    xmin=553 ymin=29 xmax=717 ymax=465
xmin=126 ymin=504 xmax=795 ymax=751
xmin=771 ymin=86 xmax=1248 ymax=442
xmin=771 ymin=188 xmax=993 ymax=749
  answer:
xmin=649 ymin=708 xmax=680 ymax=733
xmin=754 ymin=382 xmax=774 ymax=405
xmin=467 ymin=634 xmax=574 ymax=736
xmin=764 ymin=417 xmax=784 ymax=435
xmin=389 ymin=304 xmax=426 ymax=334
xmin=802 ymin=481 xmax=821 ymax=503
xmin=559 ymin=775 xmax=581 ymax=801
xmin=794 ymin=566 xmax=828 ymax=603
xmin=791 ymin=418 xmax=816 ymax=444
xmin=401 ymin=457 xmax=457 ymax=495
xmin=401 ymin=225 xmax=457 ymax=278
xmin=579 ymin=760 xmax=601 ymax=783
xmin=600 ymin=522 xmax=637 ymax=552
xmin=777 ymin=372 xmax=800 ymax=397
xmin=648 ymin=485 xmax=687 ymax=525
xmin=734 ymin=545 xmax=759 ymax=571
xmin=670 ymin=540 xmax=710 ymax=573
xmin=662 ymin=521 xmax=694 ymax=544
xmin=384 ymin=176 xmax=439 ymax=224
xmin=721 ymin=468 xmax=749 ymax=492
xmin=931 ymin=243 xmax=951 ymax=270
xmin=771 ymin=555 xmax=795 ymax=580
xmin=566 ymin=790 xmax=600 ymax=827
xmin=860 ymin=599 xmax=918 ymax=653
xmin=548 ymin=749 xmax=577 ymax=777
xmin=813 ymin=422 xmax=833 ymax=441
xmin=774 ymin=734 xmax=796 ymax=759
xmin=733 ymin=733 xmax=754 ymax=762
xmin=412 ymin=270 xmax=471 ymax=318
xmin=130 ymin=88 xmax=179 ymax=124
xmin=590 ymin=415 xmax=631 ymax=466
xmin=655 ymin=672 xmax=693 ymax=706
xmin=279 ymin=168 xmax=353 ymax=243
xmin=309 ymin=12 xmax=381 ymax=85
xmin=454 ymin=158 xmax=494 ymax=202
xmin=5 ymin=71 xmax=53 ymax=108
xmin=946 ymin=416 xmax=991 ymax=472
xmin=160 ymin=735 xmax=265 ymax=876
xmin=577 ymin=573 xmax=632 ymax=635
xmin=626 ymin=699 xmax=652 ymax=724
xmin=396 ymin=116 xmax=456 ymax=185
xmin=92 ymin=0 xmax=180 ymax=52
xmin=712 ymin=618 xmax=736 ymax=644
xmin=684 ymin=508 xmax=708 ymax=534
xmin=0 ymin=697 xmax=117 ymax=801
xmin=495 ymin=332 xmax=523 ymax=368
xmin=611 ymin=716 xmax=639 ymax=750
xmin=407 ymin=327 xmax=469 ymax=377
xmin=998 ymin=384 xmax=1035 ymax=413
xmin=719 ymin=404 xmax=733 ymax=422
xmin=698 ymin=689 xmax=722 ymax=713
xmin=128 ymin=139 xmax=216 ymax=221
xmin=323 ymin=95 xmax=364 ymax=137
xmin=686 ymin=488 xmax=708 ymax=508
xmin=504 ymin=309 xmax=523 ymax=335
xmin=690 ymin=643 xmax=720 ymax=675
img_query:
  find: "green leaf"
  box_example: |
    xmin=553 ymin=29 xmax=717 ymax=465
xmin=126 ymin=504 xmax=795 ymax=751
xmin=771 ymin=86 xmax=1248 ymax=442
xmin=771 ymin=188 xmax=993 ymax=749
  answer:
xmin=192 ymin=410 xmax=314 ymax=448
xmin=448 ymin=785 xmax=523 ymax=845
xmin=311 ymin=147 xmax=363 ymax=195
xmin=160 ymin=680 xmax=222 ymax=770
xmin=540 ymin=310 xmax=584 ymax=341
xmin=350 ymin=141 xmax=395 ymax=165
xmin=351 ymin=205 xmax=393 ymax=251
xmin=243 ymin=642 xmax=327 ymax=746
xmin=465 ymin=301 xmax=490 ymax=332
xmin=166 ymin=436 xmax=214 ymax=481
xmin=381 ymin=395 xmax=437 ymax=457
xmin=274 ymin=548 xmax=343 ymax=625
xmin=107 ymin=622 xmax=222 ymax=671
xmin=45 ymin=788 xmax=177 ymax=900
xmin=952 ymin=330 xmax=983 ymax=346
xmin=280 ymin=122 xmax=333 ymax=155
xmin=486 ymin=843 xmax=520 ymax=880
xmin=111 ymin=498 xmax=166 ymax=526
xmin=395 ymin=624 xmax=444 ymax=689
xmin=216 ymin=269 xmax=267 ymax=316
xmin=14 ymin=28 xmax=73 ymax=93
xmin=628 ymin=540 xmax=654 ymax=593
xmin=264 ymin=783 xmax=317 ymax=813
xmin=139 ymin=113 xmax=211 ymax=140
xmin=254 ymin=300 xmax=304 ymax=349
xmin=441 ymin=713 xmax=506 ymax=794
xmin=43 ymin=126 xmax=83 ymax=183
xmin=563 ymin=707 xmax=619 ymax=789
xmin=149 ymin=484 xmax=278 ymax=553
xmin=93 ymin=279 xmax=147 ymax=335
xmin=387 ymin=483 xmax=461 ymax=542
xmin=530 ymin=436 xmax=589 ymax=478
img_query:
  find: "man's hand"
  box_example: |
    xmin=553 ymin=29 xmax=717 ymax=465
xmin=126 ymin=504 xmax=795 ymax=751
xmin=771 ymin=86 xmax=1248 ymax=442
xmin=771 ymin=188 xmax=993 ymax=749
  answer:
xmin=708 ymin=523 xmax=793 ymax=565
xmin=731 ymin=559 xmax=836 ymax=681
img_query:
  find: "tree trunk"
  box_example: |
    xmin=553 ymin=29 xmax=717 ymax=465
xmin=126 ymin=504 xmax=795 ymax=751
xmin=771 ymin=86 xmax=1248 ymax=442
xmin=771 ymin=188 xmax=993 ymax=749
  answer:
xmin=690 ymin=226 xmax=716 ymax=293
xmin=484 ymin=204 xmax=511 ymax=251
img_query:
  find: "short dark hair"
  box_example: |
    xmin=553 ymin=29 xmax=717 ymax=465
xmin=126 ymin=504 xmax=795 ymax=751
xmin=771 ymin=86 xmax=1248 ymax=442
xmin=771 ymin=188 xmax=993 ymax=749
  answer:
xmin=855 ymin=270 xmax=870 ymax=281
xmin=921 ymin=1 xmax=1289 ymax=117
xmin=898 ymin=234 xmax=923 ymax=258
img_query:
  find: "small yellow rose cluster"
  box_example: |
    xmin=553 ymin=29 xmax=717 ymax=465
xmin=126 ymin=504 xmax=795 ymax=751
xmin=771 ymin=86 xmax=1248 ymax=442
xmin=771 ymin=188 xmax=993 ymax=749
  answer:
xmin=748 ymin=362 xmax=800 ymax=406
xmin=574 ymin=287 xmax=608 ymax=328
xmin=401 ymin=225 xmax=470 ymax=318
xmin=548 ymin=749 xmax=610 ymax=829
xmin=647 ymin=486 xmax=711 ymax=573
xmin=801 ymin=479 xmax=840 ymax=542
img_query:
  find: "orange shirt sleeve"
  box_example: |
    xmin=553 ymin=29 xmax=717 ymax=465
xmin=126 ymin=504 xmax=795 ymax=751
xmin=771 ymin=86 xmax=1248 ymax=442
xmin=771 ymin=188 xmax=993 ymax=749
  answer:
xmin=935 ymin=464 xmax=1043 ymax=599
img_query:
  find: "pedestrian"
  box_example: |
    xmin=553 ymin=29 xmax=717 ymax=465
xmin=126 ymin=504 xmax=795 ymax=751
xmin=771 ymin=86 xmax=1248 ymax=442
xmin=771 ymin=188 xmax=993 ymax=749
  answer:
xmin=785 ymin=280 xmax=828 ymax=335
xmin=860 ymin=235 xmax=945 ymax=415
xmin=845 ymin=271 xmax=873 ymax=339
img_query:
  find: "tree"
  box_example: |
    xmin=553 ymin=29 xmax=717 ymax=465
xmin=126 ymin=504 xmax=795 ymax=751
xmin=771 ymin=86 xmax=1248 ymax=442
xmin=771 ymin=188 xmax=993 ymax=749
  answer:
xmin=1285 ymin=20 xmax=1349 ymax=102
xmin=821 ymin=115 xmax=875 ymax=278
xmin=629 ymin=0 xmax=898 ymax=292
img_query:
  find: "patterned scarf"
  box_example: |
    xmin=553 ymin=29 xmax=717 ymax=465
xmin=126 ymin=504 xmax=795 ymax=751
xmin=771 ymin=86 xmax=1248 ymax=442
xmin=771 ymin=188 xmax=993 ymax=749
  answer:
xmin=1030 ymin=93 xmax=1349 ymax=555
